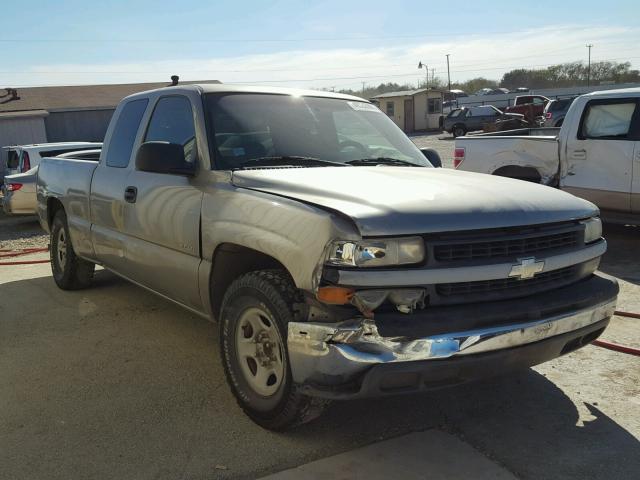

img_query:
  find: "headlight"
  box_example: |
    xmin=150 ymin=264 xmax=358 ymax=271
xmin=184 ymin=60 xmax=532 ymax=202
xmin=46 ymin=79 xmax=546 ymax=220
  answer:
xmin=581 ymin=217 xmax=602 ymax=243
xmin=327 ymin=237 xmax=425 ymax=267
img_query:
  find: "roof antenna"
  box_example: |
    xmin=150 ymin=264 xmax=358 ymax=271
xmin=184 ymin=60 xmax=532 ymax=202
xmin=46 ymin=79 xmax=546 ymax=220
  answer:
xmin=170 ymin=75 xmax=179 ymax=86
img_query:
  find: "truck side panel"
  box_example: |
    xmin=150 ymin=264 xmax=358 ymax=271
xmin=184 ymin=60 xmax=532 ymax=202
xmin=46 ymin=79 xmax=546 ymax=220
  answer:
xmin=455 ymin=136 xmax=560 ymax=184
xmin=37 ymin=158 xmax=98 ymax=259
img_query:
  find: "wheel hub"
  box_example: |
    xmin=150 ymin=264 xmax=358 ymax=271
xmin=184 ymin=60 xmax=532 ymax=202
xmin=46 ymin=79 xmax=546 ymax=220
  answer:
xmin=235 ymin=307 xmax=285 ymax=397
xmin=57 ymin=228 xmax=67 ymax=266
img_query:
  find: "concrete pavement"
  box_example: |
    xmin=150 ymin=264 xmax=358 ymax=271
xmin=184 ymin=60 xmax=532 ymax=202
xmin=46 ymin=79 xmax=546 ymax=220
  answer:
xmin=1 ymin=224 xmax=639 ymax=479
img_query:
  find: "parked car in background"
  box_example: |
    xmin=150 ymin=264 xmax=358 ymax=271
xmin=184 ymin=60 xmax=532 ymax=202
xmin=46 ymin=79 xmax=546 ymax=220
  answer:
xmin=503 ymin=95 xmax=550 ymax=122
xmin=444 ymin=105 xmax=524 ymax=137
xmin=543 ymin=97 xmax=577 ymax=127
xmin=1 ymin=149 xmax=101 ymax=216
xmin=3 ymin=142 xmax=102 ymax=177
xmin=486 ymin=88 xmax=510 ymax=95
xmin=454 ymin=88 xmax=640 ymax=224
xmin=37 ymin=84 xmax=616 ymax=431
xmin=2 ymin=167 xmax=38 ymax=215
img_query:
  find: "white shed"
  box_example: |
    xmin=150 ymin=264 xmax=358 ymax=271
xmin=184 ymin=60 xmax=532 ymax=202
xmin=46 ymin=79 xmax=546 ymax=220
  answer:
xmin=372 ymin=88 xmax=444 ymax=133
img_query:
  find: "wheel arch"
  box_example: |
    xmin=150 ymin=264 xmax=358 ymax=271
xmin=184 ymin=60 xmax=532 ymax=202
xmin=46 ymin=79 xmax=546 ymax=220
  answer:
xmin=208 ymin=243 xmax=293 ymax=321
xmin=47 ymin=197 xmax=65 ymax=228
xmin=492 ymin=165 xmax=543 ymax=183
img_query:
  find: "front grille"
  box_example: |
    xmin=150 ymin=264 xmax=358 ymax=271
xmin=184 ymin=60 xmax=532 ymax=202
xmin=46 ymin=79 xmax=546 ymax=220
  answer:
xmin=433 ymin=229 xmax=580 ymax=262
xmin=437 ymin=265 xmax=577 ymax=297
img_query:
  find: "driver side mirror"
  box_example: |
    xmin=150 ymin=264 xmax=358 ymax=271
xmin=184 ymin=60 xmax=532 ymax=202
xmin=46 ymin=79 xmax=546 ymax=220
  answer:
xmin=136 ymin=141 xmax=195 ymax=176
xmin=420 ymin=148 xmax=442 ymax=168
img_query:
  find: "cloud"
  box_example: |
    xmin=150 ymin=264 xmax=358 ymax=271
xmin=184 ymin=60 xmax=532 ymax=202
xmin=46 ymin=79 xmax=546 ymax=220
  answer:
xmin=13 ymin=25 xmax=640 ymax=90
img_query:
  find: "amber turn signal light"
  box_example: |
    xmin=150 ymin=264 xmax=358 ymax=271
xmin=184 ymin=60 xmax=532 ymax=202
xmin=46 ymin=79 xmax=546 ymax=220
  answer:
xmin=316 ymin=286 xmax=355 ymax=305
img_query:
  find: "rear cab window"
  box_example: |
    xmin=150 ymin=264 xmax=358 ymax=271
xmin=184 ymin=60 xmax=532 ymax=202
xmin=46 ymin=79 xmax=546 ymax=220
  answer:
xmin=106 ymin=99 xmax=149 ymax=168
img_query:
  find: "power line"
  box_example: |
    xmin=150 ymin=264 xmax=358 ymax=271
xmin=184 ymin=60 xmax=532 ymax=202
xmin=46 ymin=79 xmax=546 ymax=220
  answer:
xmin=0 ymin=29 xmax=590 ymax=43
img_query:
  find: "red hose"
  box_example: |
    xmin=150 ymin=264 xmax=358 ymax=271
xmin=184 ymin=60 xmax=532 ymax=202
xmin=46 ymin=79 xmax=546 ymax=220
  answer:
xmin=0 ymin=259 xmax=50 ymax=265
xmin=0 ymin=247 xmax=48 ymax=258
xmin=592 ymin=339 xmax=640 ymax=356
xmin=614 ymin=310 xmax=640 ymax=320
xmin=0 ymin=247 xmax=50 ymax=265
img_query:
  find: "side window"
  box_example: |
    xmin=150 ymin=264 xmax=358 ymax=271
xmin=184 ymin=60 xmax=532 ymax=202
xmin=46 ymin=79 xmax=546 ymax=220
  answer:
xmin=581 ymin=100 xmax=637 ymax=140
xmin=106 ymin=99 xmax=148 ymax=168
xmin=145 ymin=96 xmax=197 ymax=162
xmin=386 ymin=101 xmax=395 ymax=117
xmin=427 ymin=98 xmax=442 ymax=114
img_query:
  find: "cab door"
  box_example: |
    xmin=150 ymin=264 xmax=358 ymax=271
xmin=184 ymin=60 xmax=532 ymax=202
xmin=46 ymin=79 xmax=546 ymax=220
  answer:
xmin=90 ymin=98 xmax=149 ymax=271
xmin=632 ymin=139 xmax=640 ymax=215
xmin=562 ymin=97 xmax=638 ymax=213
xmin=123 ymin=94 xmax=203 ymax=311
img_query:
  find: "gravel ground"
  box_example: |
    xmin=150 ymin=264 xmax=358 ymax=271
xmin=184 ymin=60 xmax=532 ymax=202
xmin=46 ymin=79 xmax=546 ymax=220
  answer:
xmin=409 ymin=131 xmax=455 ymax=168
xmin=0 ymin=212 xmax=47 ymax=250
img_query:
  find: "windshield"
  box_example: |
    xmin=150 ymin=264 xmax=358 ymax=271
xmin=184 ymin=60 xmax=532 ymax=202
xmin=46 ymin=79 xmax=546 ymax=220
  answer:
xmin=204 ymin=93 xmax=430 ymax=169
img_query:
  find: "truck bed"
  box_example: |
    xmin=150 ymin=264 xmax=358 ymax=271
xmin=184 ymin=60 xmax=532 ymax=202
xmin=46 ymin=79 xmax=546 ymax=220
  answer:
xmin=36 ymin=157 xmax=99 ymax=252
xmin=455 ymin=128 xmax=560 ymax=184
xmin=468 ymin=127 xmax=560 ymax=138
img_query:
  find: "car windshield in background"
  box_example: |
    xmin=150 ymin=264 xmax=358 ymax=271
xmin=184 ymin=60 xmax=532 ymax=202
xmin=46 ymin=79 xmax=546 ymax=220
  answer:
xmin=204 ymin=93 xmax=430 ymax=169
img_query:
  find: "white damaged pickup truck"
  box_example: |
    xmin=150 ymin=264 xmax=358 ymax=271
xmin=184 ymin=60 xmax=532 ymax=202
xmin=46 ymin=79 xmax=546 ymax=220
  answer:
xmin=455 ymin=88 xmax=640 ymax=224
xmin=37 ymin=84 xmax=618 ymax=430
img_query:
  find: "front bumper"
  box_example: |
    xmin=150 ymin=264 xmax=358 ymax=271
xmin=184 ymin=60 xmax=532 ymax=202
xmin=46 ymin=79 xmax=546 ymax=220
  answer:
xmin=288 ymin=273 xmax=618 ymax=399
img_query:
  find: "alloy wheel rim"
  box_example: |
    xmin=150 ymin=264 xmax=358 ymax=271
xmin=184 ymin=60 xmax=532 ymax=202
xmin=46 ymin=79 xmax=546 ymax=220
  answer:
xmin=57 ymin=228 xmax=67 ymax=267
xmin=235 ymin=307 xmax=285 ymax=397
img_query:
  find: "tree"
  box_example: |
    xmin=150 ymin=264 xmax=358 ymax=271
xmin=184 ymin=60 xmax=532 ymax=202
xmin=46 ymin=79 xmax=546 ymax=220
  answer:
xmin=501 ymin=61 xmax=640 ymax=89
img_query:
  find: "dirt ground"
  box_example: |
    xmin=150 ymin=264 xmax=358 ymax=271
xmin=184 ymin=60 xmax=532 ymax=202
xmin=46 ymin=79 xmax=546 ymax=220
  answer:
xmin=0 ymin=140 xmax=638 ymax=479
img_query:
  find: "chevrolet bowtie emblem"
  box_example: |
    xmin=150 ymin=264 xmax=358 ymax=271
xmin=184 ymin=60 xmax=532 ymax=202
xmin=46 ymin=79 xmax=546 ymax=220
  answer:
xmin=509 ymin=257 xmax=545 ymax=280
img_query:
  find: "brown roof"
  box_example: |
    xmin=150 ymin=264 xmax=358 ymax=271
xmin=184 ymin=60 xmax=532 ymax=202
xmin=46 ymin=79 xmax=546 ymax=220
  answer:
xmin=0 ymin=80 xmax=221 ymax=113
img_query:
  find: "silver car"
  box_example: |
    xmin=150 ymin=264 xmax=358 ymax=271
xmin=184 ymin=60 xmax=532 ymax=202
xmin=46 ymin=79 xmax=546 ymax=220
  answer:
xmin=1 ymin=149 xmax=101 ymax=215
xmin=2 ymin=166 xmax=38 ymax=215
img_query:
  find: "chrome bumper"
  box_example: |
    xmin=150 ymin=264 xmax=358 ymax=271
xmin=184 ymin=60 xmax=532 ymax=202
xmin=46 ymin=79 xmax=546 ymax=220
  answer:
xmin=287 ymin=298 xmax=616 ymax=386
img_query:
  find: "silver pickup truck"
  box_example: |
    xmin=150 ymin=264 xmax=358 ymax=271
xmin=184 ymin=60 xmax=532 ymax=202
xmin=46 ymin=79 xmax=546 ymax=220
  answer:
xmin=37 ymin=84 xmax=618 ymax=430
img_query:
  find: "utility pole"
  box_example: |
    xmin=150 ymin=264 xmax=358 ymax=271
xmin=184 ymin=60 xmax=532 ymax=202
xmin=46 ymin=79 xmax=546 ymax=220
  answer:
xmin=586 ymin=44 xmax=593 ymax=86
xmin=361 ymin=82 xmax=366 ymax=96
xmin=446 ymin=54 xmax=451 ymax=94
xmin=431 ymin=68 xmax=435 ymax=87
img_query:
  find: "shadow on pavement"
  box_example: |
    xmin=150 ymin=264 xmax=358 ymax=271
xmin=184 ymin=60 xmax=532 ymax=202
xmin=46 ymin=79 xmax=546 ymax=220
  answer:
xmin=599 ymin=224 xmax=640 ymax=285
xmin=1 ymin=270 xmax=638 ymax=480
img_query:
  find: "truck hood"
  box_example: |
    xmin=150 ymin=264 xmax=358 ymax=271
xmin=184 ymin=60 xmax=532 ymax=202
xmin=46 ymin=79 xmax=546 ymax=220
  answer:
xmin=232 ymin=167 xmax=597 ymax=236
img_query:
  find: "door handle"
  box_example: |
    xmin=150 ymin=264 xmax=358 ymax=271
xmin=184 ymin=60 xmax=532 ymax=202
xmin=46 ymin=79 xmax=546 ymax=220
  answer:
xmin=571 ymin=149 xmax=586 ymax=160
xmin=124 ymin=186 xmax=137 ymax=203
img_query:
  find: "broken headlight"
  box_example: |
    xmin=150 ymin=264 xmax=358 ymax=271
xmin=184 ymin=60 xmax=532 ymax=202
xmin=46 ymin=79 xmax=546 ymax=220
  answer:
xmin=326 ymin=237 xmax=425 ymax=267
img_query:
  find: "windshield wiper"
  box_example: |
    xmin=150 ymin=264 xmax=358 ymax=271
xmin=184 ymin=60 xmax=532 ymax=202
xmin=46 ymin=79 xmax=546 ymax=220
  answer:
xmin=345 ymin=157 xmax=422 ymax=167
xmin=236 ymin=156 xmax=347 ymax=169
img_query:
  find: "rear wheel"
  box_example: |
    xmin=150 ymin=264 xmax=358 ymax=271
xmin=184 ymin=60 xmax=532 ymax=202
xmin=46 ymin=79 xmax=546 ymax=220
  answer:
xmin=50 ymin=210 xmax=95 ymax=290
xmin=453 ymin=125 xmax=466 ymax=137
xmin=219 ymin=270 xmax=329 ymax=430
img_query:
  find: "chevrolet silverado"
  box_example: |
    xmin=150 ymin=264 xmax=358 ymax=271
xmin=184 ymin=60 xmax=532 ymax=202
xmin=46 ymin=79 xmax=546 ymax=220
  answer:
xmin=37 ymin=84 xmax=618 ymax=430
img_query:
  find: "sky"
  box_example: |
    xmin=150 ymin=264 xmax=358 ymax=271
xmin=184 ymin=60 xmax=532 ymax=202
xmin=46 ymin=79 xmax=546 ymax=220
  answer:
xmin=2 ymin=0 xmax=640 ymax=91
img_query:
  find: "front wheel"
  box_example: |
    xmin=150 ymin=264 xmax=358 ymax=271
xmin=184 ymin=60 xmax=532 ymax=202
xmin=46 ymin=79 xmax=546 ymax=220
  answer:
xmin=50 ymin=210 xmax=95 ymax=290
xmin=219 ymin=270 xmax=329 ymax=430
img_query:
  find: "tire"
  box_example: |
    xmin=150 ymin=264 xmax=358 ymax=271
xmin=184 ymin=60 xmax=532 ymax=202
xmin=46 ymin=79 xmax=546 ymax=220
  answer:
xmin=219 ymin=270 xmax=329 ymax=430
xmin=421 ymin=148 xmax=442 ymax=168
xmin=453 ymin=125 xmax=466 ymax=138
xmin=50 ymin=209 xmax=95 ymax=290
